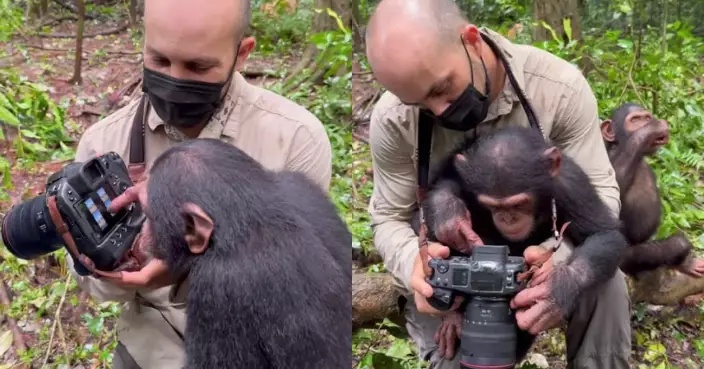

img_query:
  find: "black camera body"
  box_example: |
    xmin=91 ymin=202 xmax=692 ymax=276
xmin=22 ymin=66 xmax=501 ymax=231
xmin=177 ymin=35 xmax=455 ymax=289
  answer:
xmin=1 ymin=152 xmax=145 ymax=276
xmin=425 ymin=245 xmax=527 ymax=369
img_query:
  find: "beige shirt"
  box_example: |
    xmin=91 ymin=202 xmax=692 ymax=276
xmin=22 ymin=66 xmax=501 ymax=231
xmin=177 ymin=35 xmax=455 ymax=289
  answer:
xmin=66 ymin=71 xmax=332 ymax=368
xmin=368 ymin=29 xmax=621 ymax=295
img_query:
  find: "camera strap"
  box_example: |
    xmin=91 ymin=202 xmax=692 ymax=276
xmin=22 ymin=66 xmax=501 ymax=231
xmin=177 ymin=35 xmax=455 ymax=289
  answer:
xmin=45 ymin=196 xmax=124 ymax=278
xmin=415 ymin=33 xmax=549 ymax=272
xmin=127 ymin=95 xmax=150 ymax=184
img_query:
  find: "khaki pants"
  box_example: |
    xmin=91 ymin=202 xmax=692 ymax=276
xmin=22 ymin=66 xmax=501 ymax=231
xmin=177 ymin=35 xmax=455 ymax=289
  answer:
xmin=112 ymin=342 xmax=143 ymax=369
xmin=406 ymin=239 xmax=632 ymax=369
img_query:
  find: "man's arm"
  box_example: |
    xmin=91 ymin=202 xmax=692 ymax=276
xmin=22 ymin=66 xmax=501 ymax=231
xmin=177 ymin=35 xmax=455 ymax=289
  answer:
xmin=552 ymin=73 xmax=621 ymax=217
xmin=66 ymin=130 xmax=138 ymax=303
xmin=367 ymin=101 xmax=420 ymax=294
xmin=287 ymin=124 xmax=333 ymax=193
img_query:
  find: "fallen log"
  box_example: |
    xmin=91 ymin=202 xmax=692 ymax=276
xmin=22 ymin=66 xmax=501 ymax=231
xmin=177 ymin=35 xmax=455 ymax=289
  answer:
xmin=352 ymin=252 xmax=704 ymax=328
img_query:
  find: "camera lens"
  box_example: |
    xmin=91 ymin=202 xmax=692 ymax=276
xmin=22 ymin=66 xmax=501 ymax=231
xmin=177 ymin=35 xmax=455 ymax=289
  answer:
xmin=1 ymin=195 xmax=63 ymax=260
xmin=460 ymin=297 xmax=518 ymax=369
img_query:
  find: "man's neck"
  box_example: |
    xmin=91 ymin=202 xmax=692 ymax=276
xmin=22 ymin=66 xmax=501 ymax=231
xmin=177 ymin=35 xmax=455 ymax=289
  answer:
xmin=178 ymin=122 xmax=209 ymax=139
xmin=482 ymin=43 xmax=507 ymax=103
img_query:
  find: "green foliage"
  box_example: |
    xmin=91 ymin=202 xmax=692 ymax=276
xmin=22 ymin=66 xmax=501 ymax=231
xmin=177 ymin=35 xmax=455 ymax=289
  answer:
xmin=534 ymin=20 xmax=704 ymax=248
xmin=250 ymin=0 xmax=316 ymax=55
xmin=0 ymin=0 xmax=23 ymax=42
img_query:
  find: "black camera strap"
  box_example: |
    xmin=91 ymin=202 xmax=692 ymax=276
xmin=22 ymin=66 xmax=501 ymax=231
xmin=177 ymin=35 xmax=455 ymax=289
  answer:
xmin=129 ymin=95 xmax=149 ymax=166
xmin=127 ymin=95 xmax=150 ymax=184
xmin=415 ymin=34 xmax=544 ymax=270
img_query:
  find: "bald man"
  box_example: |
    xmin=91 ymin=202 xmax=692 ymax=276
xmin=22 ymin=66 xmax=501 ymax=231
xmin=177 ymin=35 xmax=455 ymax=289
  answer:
xmin=365 ymin=0 xmax=630 ymax=368
xmin=65 ymin=1 xmax=332 ymax=368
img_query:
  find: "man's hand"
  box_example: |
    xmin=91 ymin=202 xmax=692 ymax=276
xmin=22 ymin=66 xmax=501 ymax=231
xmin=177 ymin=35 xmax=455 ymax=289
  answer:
xmin=510 ymin=246 xmax=564 ymax=335
xmin=411 ymin=242 xmax=464 ymax=316
xmin=89 ymin=179 xmax=172 ymax=289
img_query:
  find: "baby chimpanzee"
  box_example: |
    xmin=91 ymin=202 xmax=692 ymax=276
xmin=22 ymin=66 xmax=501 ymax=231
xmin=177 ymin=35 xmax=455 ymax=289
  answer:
xmin=601 ymin=103 xmax=704 ymax=278
xmin=141 ymin=138 xmax=351 ymax=369
xmin=412 ymin=126 xmax=628 ymax=359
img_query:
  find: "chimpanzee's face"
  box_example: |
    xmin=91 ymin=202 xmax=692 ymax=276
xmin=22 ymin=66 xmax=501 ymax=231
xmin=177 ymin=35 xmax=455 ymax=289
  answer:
xmin=624 ymin=109 xmax=670 ymax=155
xmin=477 ymin=193 xmax=536 ymax=242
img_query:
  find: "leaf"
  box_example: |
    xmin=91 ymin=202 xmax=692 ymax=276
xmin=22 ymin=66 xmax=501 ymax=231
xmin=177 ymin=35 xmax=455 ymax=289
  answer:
xmin=617 ymin=39 xmax=633 ymax=50
xmin=385 ymin=339 xmax=413 ymax=358
xmin=0 ymin=106 xmax=20 ymax=127
xmin=563 ymin=18 xmax=572 ymax=42
xmin=0 ymin=330 xmax=12 ymax=357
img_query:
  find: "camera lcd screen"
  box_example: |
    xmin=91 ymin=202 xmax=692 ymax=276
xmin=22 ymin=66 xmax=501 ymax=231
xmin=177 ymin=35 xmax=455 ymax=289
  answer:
xmin=76 ymin=185 xmax=126 ymax=240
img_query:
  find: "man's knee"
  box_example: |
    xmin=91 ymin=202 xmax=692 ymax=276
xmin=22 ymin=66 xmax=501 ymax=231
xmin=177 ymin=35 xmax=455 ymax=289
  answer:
xmin=112 ymin=342 xmax=142 ymax=369
xmin=404 ymin=301 xmax=460 ymax=369
xmin=566 ymin=271 xmax=631 ymax=368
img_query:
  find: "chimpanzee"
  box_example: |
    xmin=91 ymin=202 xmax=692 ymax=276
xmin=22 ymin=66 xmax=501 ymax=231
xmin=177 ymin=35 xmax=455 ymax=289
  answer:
xmin=411 ymin=126 xmax=628 ymax=359
xmin=601 ymin=102 xmax=704 ymax=278
xmin=140 ymin=138 xmax=352 ymax=369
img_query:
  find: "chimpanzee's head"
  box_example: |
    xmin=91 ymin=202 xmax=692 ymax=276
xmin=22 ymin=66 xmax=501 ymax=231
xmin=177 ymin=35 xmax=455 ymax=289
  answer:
xmin=600 ymin=103 xmax=669 ymax=155
xmin=140 ymin=138 xmax=273 ymax=280
xmin=452 ymin=127 xmax=559 ymax=242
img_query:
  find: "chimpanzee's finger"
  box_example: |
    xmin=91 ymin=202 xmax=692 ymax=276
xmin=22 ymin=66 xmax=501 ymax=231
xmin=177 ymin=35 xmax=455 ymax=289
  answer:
xmin=523 ymin=246 xmax=551 ymax=266
xmin=109 ymin=184 xmax=141 ymax=212
xmin=515 ymin=301 xmax=545 ymax=333
xmin=436 ymin=323 xmax=447 ymax=355
xmin=456 ymin=219 xmax=483 ymax=248
xmin=529 ymin=303 xmax=562 ymax=335
xmin=510 ymin=283 xmax=549 ymax=309
xmin=445 ymin=322 xmax=457 ymax=359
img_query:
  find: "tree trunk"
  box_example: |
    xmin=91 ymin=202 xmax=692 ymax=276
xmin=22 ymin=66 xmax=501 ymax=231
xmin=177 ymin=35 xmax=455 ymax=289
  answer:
xmin=70 ymin=0 xmax=86 ymax=85
xmin=282 ymin=0 xmax=351 ymax=91
xmin=532 ymin=0 xmax=582 ymax=42
xmin=351 ymin=0 xmax=363 ymax=53
xmin=129 ymin=0 xmax=139 ymax=26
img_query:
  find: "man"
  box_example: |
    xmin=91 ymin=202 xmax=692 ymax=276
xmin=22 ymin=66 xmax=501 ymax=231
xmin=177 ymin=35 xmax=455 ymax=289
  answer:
xmin=365 ymin=0 xmax=631 ymax=368
xmin=66 ymin=0 xmax=332 ymax=368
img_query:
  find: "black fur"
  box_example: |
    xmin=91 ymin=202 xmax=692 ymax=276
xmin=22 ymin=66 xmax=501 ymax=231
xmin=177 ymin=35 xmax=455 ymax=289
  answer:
xmin=145 ymin=138 xmax=352 ymax=369
xmin=605 ymin=103 xmax=694 ymax=275
xmin=412 ymin=126 xmax=627 ymax=314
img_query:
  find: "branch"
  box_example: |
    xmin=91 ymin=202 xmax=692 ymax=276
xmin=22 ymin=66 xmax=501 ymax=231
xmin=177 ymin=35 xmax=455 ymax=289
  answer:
xmin=353 ymin=267 xmax=704 ymax=329
xmin=38 ymin=23 xmax=129 ymax=39
xmin=0 ymin=280 xmax=26 ymax=353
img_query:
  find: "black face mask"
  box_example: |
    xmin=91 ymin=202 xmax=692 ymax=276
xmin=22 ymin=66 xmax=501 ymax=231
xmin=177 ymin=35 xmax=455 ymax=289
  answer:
xmin=142 ymin=45 xmax=240 ymax=128
xmin=436 ymin=37 xmax=491 ymax=132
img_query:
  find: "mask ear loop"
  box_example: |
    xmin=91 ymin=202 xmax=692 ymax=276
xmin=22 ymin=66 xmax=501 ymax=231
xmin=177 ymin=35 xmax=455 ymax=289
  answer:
xmin=459 ymin=35 xmax=490 ymax=98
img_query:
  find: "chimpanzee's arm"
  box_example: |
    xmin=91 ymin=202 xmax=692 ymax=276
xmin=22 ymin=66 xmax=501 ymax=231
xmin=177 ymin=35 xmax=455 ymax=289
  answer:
xmin=549 ymin=159 xmax=629 ymax=316
xmin=620 ymin=234 xmax=692 ymax=275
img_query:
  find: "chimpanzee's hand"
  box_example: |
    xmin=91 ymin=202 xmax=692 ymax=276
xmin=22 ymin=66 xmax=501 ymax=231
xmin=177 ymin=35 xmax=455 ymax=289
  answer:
xmin=678 ymin=256 xmax=704 ymax=278
xmin=426 ymin=190 xmax=484 ymax=254
xmin=510 ymin=281 xmax=564 ymax=335
xmin=434 ymin=310 xmax=462 ymax=359
xmin=510 ymin=246 xmax=564 ymax=335
xmin=87 ymin=180 xmax=173 ymax=289
xmin=411 ymin=242 xmax=465 ymax=316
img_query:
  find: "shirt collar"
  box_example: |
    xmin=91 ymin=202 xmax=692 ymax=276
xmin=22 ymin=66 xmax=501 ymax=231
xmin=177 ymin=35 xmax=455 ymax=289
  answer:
xmin=479 ymin=28 xmax=527 ymax=122
xmin=145 ymin=71 xmax=246 ymax=141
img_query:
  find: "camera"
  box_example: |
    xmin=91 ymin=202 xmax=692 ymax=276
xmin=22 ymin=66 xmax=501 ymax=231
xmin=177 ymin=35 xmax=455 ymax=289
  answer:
xmin=1 ymin=152 xmax=145 ymax=276
xmin=425 ymin=245 xmax=527 ymax=369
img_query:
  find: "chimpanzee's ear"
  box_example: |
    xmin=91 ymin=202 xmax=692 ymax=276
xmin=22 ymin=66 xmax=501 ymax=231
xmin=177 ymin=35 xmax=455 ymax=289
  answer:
xmin=600 ymin=119 xmax=616 ymax=143
xmin=543 ymin=147 xmax=561 ymax=178
xmin=180 ymin=203 xmax=214 ymax=255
